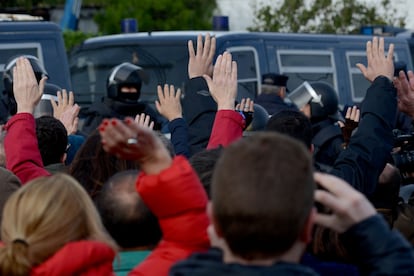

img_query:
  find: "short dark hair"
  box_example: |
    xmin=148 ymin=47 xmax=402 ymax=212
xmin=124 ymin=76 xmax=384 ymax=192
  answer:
xmin=189 ymin=147 xmax=223 ymax=199
xmin=95 ymin=170 xmax=161 ymax=249
xmin=35 ymin=116 xmax=68 ymax=166
xmin=212 ymin=132 xmax=314 ymax=260
xmin=265 ymin=110 xmax=313 ymax=149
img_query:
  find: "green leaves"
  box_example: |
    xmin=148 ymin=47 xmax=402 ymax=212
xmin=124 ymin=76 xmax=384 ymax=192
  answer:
xmin=249 ymin=0 xmax=406 ymax=34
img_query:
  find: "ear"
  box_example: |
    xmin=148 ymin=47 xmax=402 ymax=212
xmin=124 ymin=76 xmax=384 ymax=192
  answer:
xmin=299 ymin=207 xmax=316 ymax=244
xmin=280 ymin=87 xmax=286 ymax=98
xmin=207 ymin=201 xmax=224 ymax=238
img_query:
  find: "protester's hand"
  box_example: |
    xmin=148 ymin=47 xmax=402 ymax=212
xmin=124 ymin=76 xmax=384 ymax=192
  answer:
xmin=394 ymin=70 xmax=414 ymax=119
xmin=313 ymin=172 xmax=376 ymax=233
xmin=235 ymin=98 xmax=254 ymax=128
xmin=51 ymin=89 xmax=80 ymax=135
xmin=135 ymin=113 xmax=155 ymax=130
xmin=188 ymin=33 xmax=216 ymax=79
xmin=338 ymin=106 xmax=360 ymax=148
xmin=155 ymin=84 xmax=182 ymax=121
xmin=99 ymin=117 xmax=172 ymax=175
xmin=13 ymin=57 xmax=47 ymax=114
xmin=356 ymin=37 xmax=394 ymax=82
xmin=203 ymin=52 xmax=238 ymax=110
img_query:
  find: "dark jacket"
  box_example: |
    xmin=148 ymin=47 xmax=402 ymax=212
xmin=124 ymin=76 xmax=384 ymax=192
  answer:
xmin=255 ymin=93 xmax=298 ymax=116
xmin=181 ymin=77 xmax=217 ymax=156
xmin=170 ymin=215 xmax=414 ymax=276
xmin=330 ymin=76 xmax=397 ymax=195
xmin=311 ymin=118 xmax=344 ymax=167
xmin=168 ymin=118 xmax=190 ymax=158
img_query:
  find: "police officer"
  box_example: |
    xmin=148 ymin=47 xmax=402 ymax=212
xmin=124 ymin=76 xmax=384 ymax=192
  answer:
xmin=81 ymin=62 xmax=162 ymax=135
xmin=1 ymin=55 xmax=48 ymax=123
xmin=288 ymin=81 xmax=344 ymax=168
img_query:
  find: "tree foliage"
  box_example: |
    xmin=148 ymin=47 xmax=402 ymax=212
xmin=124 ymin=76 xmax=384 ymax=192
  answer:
xmin=249 ymin=0 xmax=406 ymax=34
xmin=93 ymin=0 xmax=217 ymax=34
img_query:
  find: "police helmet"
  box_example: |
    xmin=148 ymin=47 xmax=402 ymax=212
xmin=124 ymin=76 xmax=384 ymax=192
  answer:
xmin=3 ymin=55 xmax=48 ymax=115
xmin=33 ymin=83 xmax=61 ymax=118
xmin=308 ymin=82 xmax=338 ymax=119
xmin=245 ymin=104 xmax=270 ymax=132
xmin=107 ymin=62 xmax=144 ymax=101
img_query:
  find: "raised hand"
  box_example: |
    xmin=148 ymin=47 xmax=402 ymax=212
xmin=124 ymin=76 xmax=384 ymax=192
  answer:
xmin=51 ymin=89 xmax=80 ymax=135
xmin=313 ymin=172 xmax=376 ymax=233
xmin=394 ymin=70 xmax=414 ymax=119
xmin=13 ymin=57 xmax=47 ymax=114
xmin=203 ymin=52 xmax=238 ymax=110
xmin=135 ymin=113 xmax=155 ymax=130
xmin=338 ymin=105 xmax=360 ymax=148
xmin=155 ymin=84 xmax=182 ymax=121
xmin=188 ymin=33 xmax=216 ymax=79
xmin=356 ymin=37 xmax=394 ymax=82
xmin=99 ymin=117 xmax=171 ymax=175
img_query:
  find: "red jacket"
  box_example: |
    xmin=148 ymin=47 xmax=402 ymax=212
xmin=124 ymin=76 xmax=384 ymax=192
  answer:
xmin=4 ymin=113 xmax=50 ymax=184
xmin=207 ymin=110 xmax=245 ymax=149
xmin=31 ymin=240 xmax=115 ymax=276
xmin=129 ymin=156 xmax=210 ymax=276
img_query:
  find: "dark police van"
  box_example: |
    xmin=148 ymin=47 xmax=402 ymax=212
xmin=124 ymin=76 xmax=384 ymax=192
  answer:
xmin=0 ymin=21 xmax=72 ymax=93
xmin=69 ymin=31 xmax=412 ymax=108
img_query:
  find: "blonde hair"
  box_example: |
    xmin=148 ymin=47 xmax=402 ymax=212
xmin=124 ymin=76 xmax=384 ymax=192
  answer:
xmin=0 ymin=173 xmax=117 ymax=275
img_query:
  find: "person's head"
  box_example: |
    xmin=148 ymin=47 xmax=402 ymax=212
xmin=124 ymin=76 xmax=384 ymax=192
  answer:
xmin=3 ymin=55 xmax=48 ymax=116
xmin=69 ymin=130 xmax=141 ymax=198
xmin=0 ymin=173 xmax=116 ymax=275
xmin=189 ymin=147 xmax=224 ymax=198
xmin=261 ymin=73 xmax=288 ymax=98
xmin=211 ymin=132 xmax=315 ymax=262
xmin=265 ymin=110 xmax=313 ymax=150
xmin=107 ymin=62 xmax=144 ymax=102
xmin=287 ymin=81 xmax=338 ymax=121
xmin=35 ymin=116 xmax=68 ymax=166
xmin=95 ymin=170 xmax=162 ymax=250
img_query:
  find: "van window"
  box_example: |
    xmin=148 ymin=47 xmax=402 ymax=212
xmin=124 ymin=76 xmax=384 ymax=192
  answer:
xmin=70 ymin=44 xmax=189 ymax=106
xmin=277 ymin=50 xmax=337 ymax=94
xmin=0 ymin=43 xmax=43 ymax=93
xmin=227 ymin=46 xmax=260 ymax=100
xmin=346 ymin=52 xmax=399 ymax=103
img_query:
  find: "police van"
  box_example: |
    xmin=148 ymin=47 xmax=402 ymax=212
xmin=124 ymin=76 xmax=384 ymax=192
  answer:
xmin=0 ymin=20 xmax=72 ymax=93
xmin=69 ymin=31 xmax=412 ymax=108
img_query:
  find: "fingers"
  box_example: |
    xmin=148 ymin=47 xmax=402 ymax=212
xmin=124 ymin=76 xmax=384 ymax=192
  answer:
xmin=337 ymin=120 xmax=345 ymax=128
xmin=208 ymin=36 xmax=216 ymax=63
xmin=386 ymin=43 xmax=395 ymax=62
xmin=314 ymin=172 xmax=356 ymax=199
xmin=355 ymin=63 xmax=367 ymax=75
xmin=68 ymin=91 xmax=75 ymax=106
xmin=188 ymin=40 xmax=195 ymax=58
xmin=202 ymin=33 xmax=211 ymax=59
xmin=196 ymin=34 xmax=203 ymax=57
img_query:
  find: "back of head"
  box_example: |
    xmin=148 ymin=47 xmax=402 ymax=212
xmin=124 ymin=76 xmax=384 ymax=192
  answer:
xmin=35 ymin=116 xmax=68 ymax=166
xmin=212 ymin=132 xmax=315 ymax=260
xmin=308 ymin=82 xmax=338 ymax=120
xmin=189 ymin=147 xmax=224 ymax=199
xmin=33 ymin=83 xmax=61 ymax=118
xmin=265 ymin=110 xmax=313 ymax=149
xmin=107 ymin=62 xmax=143 ymax=102
xmin=245 ymin=104 xmax=270 ymax=132
xmin=0 ymin=173 xmax=115 ymax=275
xmin=69 ymin=130 xmax=141 ymax=198
xmin=95 ymin=170 xmax=162 ymax=249
xmin=3 ymin=55 xmax=48 ymax=116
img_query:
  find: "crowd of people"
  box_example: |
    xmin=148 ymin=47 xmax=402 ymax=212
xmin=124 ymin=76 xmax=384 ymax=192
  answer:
xmin=0 ymin=33 xmax=413 ymax=275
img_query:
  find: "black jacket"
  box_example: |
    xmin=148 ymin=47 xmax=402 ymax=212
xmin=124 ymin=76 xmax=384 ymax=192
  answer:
xmin=170 ymin=216 xmax=414 ymax=275
xmin=331 ymin=76 xmax=397 ymax=195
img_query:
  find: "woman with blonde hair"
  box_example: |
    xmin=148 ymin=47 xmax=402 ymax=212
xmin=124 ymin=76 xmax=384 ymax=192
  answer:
xmin=0 ymin=173 xmax=118 ymax=275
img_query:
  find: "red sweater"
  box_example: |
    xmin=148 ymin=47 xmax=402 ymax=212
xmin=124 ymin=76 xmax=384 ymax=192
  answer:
xmin=129 ymin=156 xmax=210 ymax=276
xmin=31 ymin=240 xmax=115 ymax=276
xmin=207 ymin=110 xmax=245 ymax=149
xmin=4 ymin=113 xmax=50 ymax=184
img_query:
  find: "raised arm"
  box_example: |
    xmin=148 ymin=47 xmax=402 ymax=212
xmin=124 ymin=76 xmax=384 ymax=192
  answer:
xmin=204 ymin=52 xmax=245 ymax=149
xmin=331 ymin=37 xmax=397 ymax=195
xmin=156 ymin=84 xmax=190 ymax=157
xmin=4 ymin=57 xmax=50 ymax=183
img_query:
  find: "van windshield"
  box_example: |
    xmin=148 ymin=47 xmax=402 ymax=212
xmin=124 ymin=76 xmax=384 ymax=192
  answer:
xmin=69 ymin=44 xmax=188 ymax=107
